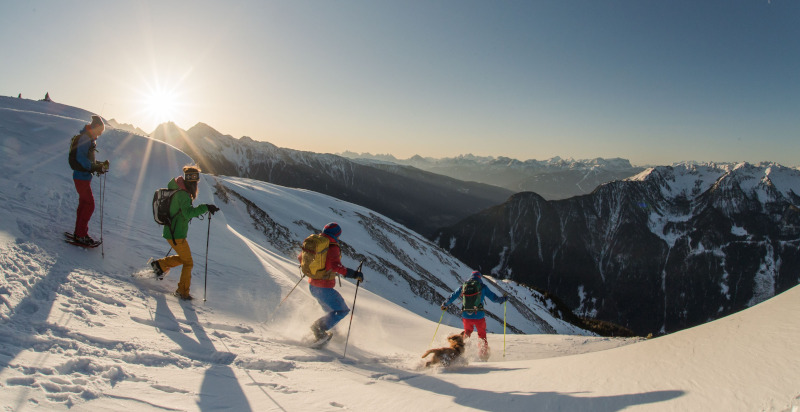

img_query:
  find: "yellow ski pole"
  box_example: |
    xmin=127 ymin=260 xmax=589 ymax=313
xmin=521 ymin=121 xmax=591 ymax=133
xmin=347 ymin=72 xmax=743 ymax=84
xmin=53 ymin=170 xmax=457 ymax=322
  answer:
xmin=430 ymin=309 xmax=445 ymax=347
xmin=503 ymin=301 xmax=507 ymax=358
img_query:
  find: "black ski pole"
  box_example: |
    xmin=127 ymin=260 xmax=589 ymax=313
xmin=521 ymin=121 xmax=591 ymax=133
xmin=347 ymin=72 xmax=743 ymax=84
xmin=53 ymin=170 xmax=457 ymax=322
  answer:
xmin=277 ymin=271 xmax=306 ymax=309
xmin=342 ymin=260 xmax=364 ymax=359
xmin=265 ymin=270 xmax=306 ymax=324
xmin=100 ymin=173 xmax=106 ymax=258
xmin=203 ymin=214 xmax=211 ymax=302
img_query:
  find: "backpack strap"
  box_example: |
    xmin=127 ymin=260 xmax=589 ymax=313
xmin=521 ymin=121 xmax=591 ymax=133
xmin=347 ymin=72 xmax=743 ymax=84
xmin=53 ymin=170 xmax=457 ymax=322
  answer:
xmin=165 ymin=190 xmax=185 ymax=242
xmin=461 ymin=280 xmax=484 ymax=313
xmin=68 ymin=133 xmax=94 ymax=172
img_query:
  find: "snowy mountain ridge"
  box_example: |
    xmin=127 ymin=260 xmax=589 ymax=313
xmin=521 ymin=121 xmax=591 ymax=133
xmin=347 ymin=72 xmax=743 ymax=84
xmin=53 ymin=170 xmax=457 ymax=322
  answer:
xmin=150 ymin=121 xmax=513 ymax=236
xmin=628 ymin=162 xmax=800 ymax=203
xmin=343 ymin=151 xmax=637 ymax=171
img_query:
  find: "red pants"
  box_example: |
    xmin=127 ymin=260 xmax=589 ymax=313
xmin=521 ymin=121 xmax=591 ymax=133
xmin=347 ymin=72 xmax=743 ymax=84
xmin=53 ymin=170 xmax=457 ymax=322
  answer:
xmin=73 ymin=179 xmax=94 ymax=237
xmin=462 ymin=317 xmax=490 ymax=359
xmin=462 ymin=317 xmax=488 ymax=340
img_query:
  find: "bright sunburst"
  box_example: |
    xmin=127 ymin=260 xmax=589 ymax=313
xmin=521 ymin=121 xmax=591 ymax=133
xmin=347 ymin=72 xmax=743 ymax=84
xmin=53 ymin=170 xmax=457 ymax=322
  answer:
xmin=131 ymin=71 xmax=190 ymax=131
xmin=141 ymin=87 xmax=181 ymax=126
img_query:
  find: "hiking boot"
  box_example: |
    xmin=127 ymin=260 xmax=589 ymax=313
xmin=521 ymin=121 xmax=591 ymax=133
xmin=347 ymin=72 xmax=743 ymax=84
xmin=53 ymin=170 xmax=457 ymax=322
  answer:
xmin=310 ymin=321 xmax=328 ymax=341
xmin=310 ymin=330 xmax=333 ymax=347
xmin=478 ymin=339 xmax=490 ymax=361
xmin=75 ymin=236 xmax=98 ymax=246
xmin=150 ymin=259 xmax=165 ymax=279
xmin=173 ymin=291 xmax=194 ymax=301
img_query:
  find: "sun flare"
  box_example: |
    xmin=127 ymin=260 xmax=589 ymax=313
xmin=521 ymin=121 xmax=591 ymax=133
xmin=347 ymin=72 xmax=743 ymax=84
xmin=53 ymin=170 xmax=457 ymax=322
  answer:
xmin=143 ymin=88 xmax=179 ymax=125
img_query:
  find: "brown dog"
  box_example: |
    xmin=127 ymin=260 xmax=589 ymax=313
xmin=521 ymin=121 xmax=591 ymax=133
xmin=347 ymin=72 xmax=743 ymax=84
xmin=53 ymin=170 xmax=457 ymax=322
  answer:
xmin=421 ymin=333 xmax=465 ymax=367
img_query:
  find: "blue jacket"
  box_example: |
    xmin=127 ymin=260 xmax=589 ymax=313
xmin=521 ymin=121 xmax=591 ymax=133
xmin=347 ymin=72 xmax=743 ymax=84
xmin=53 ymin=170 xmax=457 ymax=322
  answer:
xmin=72 ymin=129 xmax=95 ymax=181
xmin=443 ymin=275 xmax=505 ymax=320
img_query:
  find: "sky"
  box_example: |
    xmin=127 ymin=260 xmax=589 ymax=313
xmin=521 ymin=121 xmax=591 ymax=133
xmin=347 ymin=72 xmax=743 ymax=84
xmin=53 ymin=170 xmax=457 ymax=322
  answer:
xmin=2 ymin=0 xmax=798 ymax=166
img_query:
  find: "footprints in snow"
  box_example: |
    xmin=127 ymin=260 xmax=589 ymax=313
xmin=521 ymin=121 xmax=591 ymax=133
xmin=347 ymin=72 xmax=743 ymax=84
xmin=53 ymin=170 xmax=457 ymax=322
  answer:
xmin=5 ymin=357 xmax=135 ymax=407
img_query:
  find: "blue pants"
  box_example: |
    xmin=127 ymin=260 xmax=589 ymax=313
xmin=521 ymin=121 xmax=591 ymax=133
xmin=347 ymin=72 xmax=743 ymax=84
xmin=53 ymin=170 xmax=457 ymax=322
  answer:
xmin=309 ymin=284 xmax=350 ymax=331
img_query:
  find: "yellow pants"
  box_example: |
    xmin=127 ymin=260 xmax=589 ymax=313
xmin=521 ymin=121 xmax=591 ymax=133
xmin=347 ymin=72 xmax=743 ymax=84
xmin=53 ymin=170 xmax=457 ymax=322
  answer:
xmin=156 ymin=238 xmax=193 ymax=298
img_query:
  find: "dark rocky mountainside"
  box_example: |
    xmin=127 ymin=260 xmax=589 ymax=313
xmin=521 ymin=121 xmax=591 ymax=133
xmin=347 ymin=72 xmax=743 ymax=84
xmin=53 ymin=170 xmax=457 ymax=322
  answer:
xmin=151 ymin=122 xmax=512 ymax=236
xmin=435 ymin=163 xmax=800 ymax=335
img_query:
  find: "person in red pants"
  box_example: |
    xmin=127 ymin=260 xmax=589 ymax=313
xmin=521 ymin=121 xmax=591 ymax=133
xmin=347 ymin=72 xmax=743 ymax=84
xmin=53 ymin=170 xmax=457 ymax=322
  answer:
xmin=67 ymin=115 xmax=109 ymax=246
xmin=441 ymin=271 xmax=507 ymax=361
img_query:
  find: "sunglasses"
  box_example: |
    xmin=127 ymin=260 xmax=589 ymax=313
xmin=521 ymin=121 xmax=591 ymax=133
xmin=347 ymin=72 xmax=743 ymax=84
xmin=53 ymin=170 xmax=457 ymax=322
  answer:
xmin=184 ymin=172 xmax=200 ymax=182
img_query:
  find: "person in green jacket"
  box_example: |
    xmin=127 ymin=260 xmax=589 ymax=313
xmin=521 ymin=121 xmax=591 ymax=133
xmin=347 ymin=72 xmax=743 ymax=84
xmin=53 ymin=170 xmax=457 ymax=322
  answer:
xmin=150 ymin=165 xmax=219 ymax=300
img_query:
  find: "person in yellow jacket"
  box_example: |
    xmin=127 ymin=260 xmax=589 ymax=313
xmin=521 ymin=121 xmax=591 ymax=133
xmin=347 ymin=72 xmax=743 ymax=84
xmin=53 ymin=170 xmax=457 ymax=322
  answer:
xmin=150 ymin=166 xmax=219 ymax=300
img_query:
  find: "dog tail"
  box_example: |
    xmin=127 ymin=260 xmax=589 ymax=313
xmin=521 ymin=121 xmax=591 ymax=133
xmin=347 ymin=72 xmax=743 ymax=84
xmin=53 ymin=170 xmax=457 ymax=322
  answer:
xmin=421 ymin=349 xmax=434 ymax=358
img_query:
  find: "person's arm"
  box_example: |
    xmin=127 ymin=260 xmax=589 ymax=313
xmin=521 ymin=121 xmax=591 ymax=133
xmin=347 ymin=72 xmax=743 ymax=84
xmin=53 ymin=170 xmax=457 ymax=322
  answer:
xmin=442 ymin=286 xmax=462 ymax=308
xmin=483 ymin=283 xmax=507 ymax=304
xmin=176 ymin=194 xmax=209 ymax=220
xmin=325 ymin=244 xmax=348 ymax=276
xmin=75 ymin=134 xmax=93 ymax=171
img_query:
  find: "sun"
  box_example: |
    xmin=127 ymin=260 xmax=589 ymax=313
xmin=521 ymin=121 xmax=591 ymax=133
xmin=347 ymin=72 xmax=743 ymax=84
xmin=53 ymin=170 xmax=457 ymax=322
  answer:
xmin=143 ymin=88 xmax=179 ymax=125
xmin=130 ymin=72 xmax=190 ymax=131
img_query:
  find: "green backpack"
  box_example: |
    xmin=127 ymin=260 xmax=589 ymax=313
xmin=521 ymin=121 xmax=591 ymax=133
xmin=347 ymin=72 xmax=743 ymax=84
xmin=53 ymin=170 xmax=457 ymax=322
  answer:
xmin=461 ymin=278 xmax=484 ymax=313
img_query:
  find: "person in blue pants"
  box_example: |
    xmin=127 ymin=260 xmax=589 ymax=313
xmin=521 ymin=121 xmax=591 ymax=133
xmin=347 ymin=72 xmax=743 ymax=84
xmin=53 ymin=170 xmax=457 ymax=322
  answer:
xmin=300 ymin=223 xmax=364 ymax=343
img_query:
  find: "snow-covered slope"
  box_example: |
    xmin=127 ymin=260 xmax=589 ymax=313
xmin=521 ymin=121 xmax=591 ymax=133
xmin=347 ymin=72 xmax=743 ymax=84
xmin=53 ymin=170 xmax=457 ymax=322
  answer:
xmin=1 ymin=96 xmax=799 ymax=411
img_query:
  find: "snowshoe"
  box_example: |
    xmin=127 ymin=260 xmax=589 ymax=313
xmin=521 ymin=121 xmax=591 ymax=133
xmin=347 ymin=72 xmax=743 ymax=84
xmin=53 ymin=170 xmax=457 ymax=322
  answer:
xmin=478 ymin=343 xmax=491 ymax=362
xmin=308 ymin=331 xmax=333 ymax=348
xmin=64 ymin=232 xmax=101 ymax=248
xmin=172 ymin=291 xmax=194 ymax=301
xmin=148 ymin=258 xmax=165 ymax=280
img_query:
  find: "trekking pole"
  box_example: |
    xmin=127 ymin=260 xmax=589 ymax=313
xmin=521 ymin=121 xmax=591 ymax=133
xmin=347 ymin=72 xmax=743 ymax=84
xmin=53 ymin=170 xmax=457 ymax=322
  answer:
xmin=342 ymin=260 xmax=364 ymax=359
xmin=278 ymin=271 xmax=306 ymax=309
xmin=430 ymin=308 xmax=445 ymax=347
xmin=203 ymin=214 xmax=211 ymax=302
xmin=100 ymin=173 xmax=106 ymax=259
xmin=503 ymin=301 xmax=507 ymax=358
xmin=264 ymin=270 xmax=306 ymax=324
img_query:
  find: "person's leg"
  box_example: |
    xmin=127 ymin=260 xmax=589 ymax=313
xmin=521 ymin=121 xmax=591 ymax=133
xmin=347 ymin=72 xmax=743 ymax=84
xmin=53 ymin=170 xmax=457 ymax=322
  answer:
xmin=462 ymin=318 xmax=477 ymax=338
xmin=73 ymin=179 xmax=94 ymax=238
xmin=309 ymin=285 xmax=350 ymax=334
xmin=475 ymin=318 xmax=488 ymax=340
xmin=475 ymin=318 xmax=490 ymax=360
xmin=156 ymin=239 xmax=184 ymax=275
xmin=170 ymin=239 xmax=194 ymax=297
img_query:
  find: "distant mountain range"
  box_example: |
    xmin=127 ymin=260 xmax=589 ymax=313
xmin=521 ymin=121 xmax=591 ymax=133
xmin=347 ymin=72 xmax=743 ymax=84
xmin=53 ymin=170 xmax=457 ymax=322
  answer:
xmin=434 ymin=162 xmax=800 ymax=335
xmin=340 ymin=152 xmax=645 ymax=200
xmin=107 ymin=118 xmax=148 ymax=136
xmin=149 ymin=122 xmax=513 ymax=236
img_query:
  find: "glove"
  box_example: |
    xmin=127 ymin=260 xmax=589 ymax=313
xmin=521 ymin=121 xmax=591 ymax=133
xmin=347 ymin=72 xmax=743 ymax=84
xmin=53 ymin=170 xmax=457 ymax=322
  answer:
xmin=346 ymin=268 xmax=364 ymax=282
xmin=500 ymin=295 xmax=509 ymax=304
xmin=206 ymin=204 xmax=220 ymax=215
xmin=440 ymin=304 xmax=447 ymax=311
xmin=352 ymin=271 xmax=364 ymax=283
xmin=90 ymin=160 xmax=108 ymax=174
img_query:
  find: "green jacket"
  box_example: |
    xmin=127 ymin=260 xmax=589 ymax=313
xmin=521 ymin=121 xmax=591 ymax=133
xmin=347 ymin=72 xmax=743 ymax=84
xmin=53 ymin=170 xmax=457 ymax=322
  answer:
xmin=163 ymin=178 xmax=208 ymax=240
